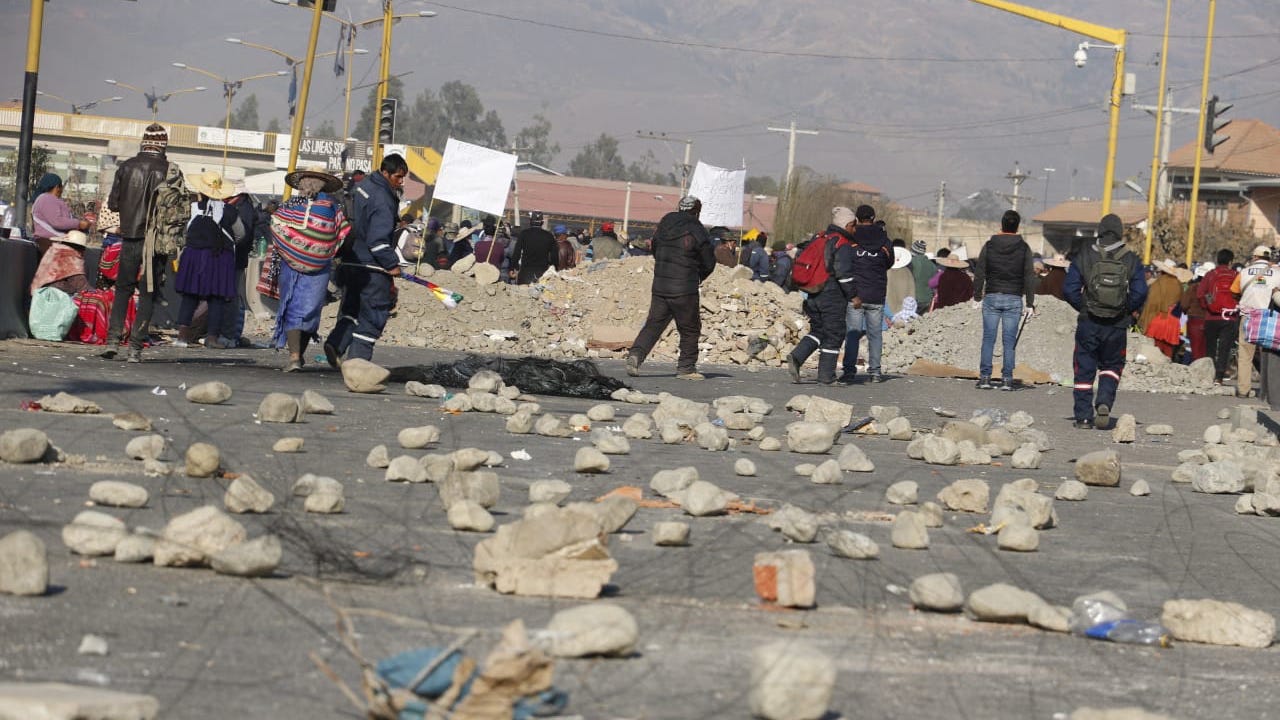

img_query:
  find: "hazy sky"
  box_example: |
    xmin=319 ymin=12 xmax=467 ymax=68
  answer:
xmin=2 ymin=0 xmax=1277 ymax=211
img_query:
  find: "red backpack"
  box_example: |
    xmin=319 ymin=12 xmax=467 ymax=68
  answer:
xmin=1204 ymin=268 xmax=1238 ymax=315
xmin=789 ymin=231 xmax=848 ymax=293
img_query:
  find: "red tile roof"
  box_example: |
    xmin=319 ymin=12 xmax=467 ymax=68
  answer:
xmin=1167 ymin=118 xmax=1280 ymax=178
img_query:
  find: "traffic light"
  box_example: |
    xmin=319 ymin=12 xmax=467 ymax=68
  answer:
xmin=1203 ymin=94 xmax=1232 ymax=155
xmin=298 ymin=0 xmax=337 ymax=11
xmin=378 ymin=97 xmax=397 ymax=146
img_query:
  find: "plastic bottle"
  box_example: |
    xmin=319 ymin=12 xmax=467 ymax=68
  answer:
xmin=1071 ymin=598 xmax=1172 ymax=647
xmin=1084 ymin=619 xmax=1172 ymax=647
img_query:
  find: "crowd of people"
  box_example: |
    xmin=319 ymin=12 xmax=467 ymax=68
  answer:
xmin=16 ymin=123 xmax=1280 ymax=427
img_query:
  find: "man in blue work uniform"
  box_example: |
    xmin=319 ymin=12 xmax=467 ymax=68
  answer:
xmin=1063 ymin=213 xmax=1149 ymax=429
xmin=324 ymin=154 xmax=407 ymax=366
xmin=787 ymin=206 xmax=858 ymax=385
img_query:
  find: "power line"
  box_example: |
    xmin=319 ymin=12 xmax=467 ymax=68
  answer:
xmin=422 ymin=2 xmax=1066 ymax=64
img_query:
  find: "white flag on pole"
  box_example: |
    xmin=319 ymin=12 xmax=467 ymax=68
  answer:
xmin=432 ymin=138 xmax=517 ymax=217
xmin=686 ymin=161 xmax=746 ymax=228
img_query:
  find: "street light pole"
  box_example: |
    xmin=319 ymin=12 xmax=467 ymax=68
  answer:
xmin=1042 ymin=168 xmax=1055 ymax=210
xmin=106 ymin=79 xmax=207 ymax=120
xmin=1142 ymin=0 xmax=1173 ymax=264
xmin=967 ymin=0 xmax=1126 ymax=215
xmin=283 ymin=0 xmax=327 ymax=201
xmin=174 ymin=63 xmax=287 ymax=171
xmin=14 ymin=0 xmax=47 ymax=227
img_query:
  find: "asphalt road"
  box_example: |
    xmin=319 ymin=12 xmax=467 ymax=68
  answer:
xmin=1 ymin=338 xmax=1277 ymax=720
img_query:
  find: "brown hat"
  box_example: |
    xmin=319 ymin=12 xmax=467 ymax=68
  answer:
xmin=1043 ymin=254 xmax=1070 ymax=268
xmin=285 ymin=169 xmax=342 ymax=194
xmin=142 ymin=123 xmax=168 ymax=150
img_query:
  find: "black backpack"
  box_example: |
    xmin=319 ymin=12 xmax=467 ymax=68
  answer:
xmin=1084 ymin=248 xmax=1133 ymax=318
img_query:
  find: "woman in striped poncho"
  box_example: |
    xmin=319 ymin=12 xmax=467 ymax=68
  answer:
xmin=270 ymin=170 xmax=348 ymax=372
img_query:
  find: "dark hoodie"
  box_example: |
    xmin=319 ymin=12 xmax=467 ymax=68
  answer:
xmin=1064 ymin=213 xmax=1149 ymax=326
xmin=848 ymin=223 xmax=892 ymax=304
xmin=650 ymin=209 xmax=715 ymax=297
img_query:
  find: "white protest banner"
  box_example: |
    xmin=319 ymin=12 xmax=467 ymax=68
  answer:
xmin=431 ymin=138 xmax=517 ymax=217
xmin=686 ymin=161 xmax=745 ymax=228
xmin=197 ymin=126 xmax=265 ymax=151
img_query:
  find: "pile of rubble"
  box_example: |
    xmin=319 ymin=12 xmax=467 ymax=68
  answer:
xmin=266 ymin=257 xmax=808 ymax=368
xmin=881 ymin=295 xmax=1228 ymax=394
xmin=248 ymin=257 xmax=1228 ymax=394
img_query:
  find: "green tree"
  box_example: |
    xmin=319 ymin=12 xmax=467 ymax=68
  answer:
xmin=435 ymin=80 xmax=506 ymax=149
xmin=513 ymin=114 xmax=560 ymax=167
xmin=223 ymin=93 xmax=260 ymax=131
xmin=745 ymin=175 xmax=779 ymax=196
xmin=353 ymin=76 xmax=407 ymax=141
xmin=773 ymin=168 xmax=846 ymax=246
xmin=569 ymin=133 xmax=627 ymax=181
xmin=626 ymin=149 xmax=675 ymax=185
xmin=311 ymin=119 xmax=338 ymax=139
xmin=265 ymin=117 xmax=283 ymax=133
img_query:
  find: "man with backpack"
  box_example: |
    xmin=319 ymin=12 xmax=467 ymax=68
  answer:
xmin=1063 ymin=213 xmax=1149 ymax=429
xmin=1198 ymin=248 xmax=1240 ymax=387
xmin=838 ymin=205 xmax=892 ymax=384
xmin=787 ymin=206 xmax=858 ymax=385
xmin=625 ymin=195 xmax=716 ymax=380
xmin=101 ymin=123 xmax=178 ymax=363
xmin=972 ymin=209 xmax=1036 ymax=390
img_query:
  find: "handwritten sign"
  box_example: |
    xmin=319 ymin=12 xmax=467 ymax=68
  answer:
xmin=686 ymin=161 xmax=745 ymax=228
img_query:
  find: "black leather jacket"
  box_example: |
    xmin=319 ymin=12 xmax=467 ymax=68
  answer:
xmin=107 ymin=150 xmax=169 ymax=239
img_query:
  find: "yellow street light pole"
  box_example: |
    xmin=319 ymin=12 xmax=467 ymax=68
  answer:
xmin=173 ymin=63 xmax=288 ymax=171
xmin=282 ymin=0 xmax=326 ymax=202
xmin=1185 ymin=0 xmax=1218 ymax=267
xmin=968 ymin=0 xmax=1126 ymax=215
xmin=1142 ymin=0 xmax=1173 ymax=264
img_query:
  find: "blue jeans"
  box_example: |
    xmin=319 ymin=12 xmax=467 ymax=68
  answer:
xmin=843 ymin=303 xmax=884 ymax=376
xmin=980 ymin=293 xmax=1022 ymax=380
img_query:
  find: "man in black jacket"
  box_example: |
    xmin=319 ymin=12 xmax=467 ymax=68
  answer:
xmin=973 ymin=209 xmax=1037 ymax=389
xmin=509 ymin=210 xmax=558 ymax=284
xmin=626 ymin=196 xmax=716 ymax=380
xmin=101 ymin=123 xmax=170 ymax=361
xmin=323 ymin=154 xmax=406 ymax=365
xmin=789 ymin=206 xmax=858 ymax=385
xmin=839 ymin=205 xmax=892 ymax=384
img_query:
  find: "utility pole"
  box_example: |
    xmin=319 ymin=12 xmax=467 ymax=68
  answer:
xmin=1004 ymin=162 xmax=1030 ymax=211
xmin=1133 ymin=93 xmax=1197 ymax=200
xmin=767 ymin=117 xmax=819 ymax=190
xmin=935 ymin=181 xmax=946 ymax=248
xmin=635 ymin=131 xmax=693 ymax=195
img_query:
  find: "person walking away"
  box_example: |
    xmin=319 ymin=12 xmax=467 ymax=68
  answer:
xmin=509 ymin=211 xmax=558 ymax=284
xmin=1198 ymin=248 xmax=1240 ymax=386
xmin=1063 ymin=213 xmax=1148 ymax=429
xmin=270 ymin=170 xmax=347 ymax=372
xmin=554 ymin=224 xmax=577 ymax=271
xmin=1180 ymin=264 xmax=1210 ymax=362
xmin=217 ymin=187 xmax=257 ymax=348
xmin=769 ymin=239 xmax=794 ymax=289
xmin=932 ymin=255 xmax=973 ymax=310
xmin=30 ymin=173 xmax=93 ymax=256
xmin=590 ymin=222 xmax=625 ymax=260
xmin=908 ymin=239 xmax=935 ymax=313
xmin=173 ymin=171 xmax=243 ymax=350
xmin=102 ymin=123 xmax=174 ymax=362
xmin=1233 ymin=245 xmax=1279 ymax=397
xmin=885 ymin=242 xmax=914 ymax=316
xmin=839 ymin=205 xmax=893 ymax=384
xmin=1037 ymin=255 xmax=1069 ymax=301
xmin=626 ymin=196 xmax=716 ymax=380
xmin=787 ymin=206 xmax=857 ymax=385
xmin=973 ymin=209 xmax=1036 ymax=390
xmin=324 ymin=154 xmax=406 ymax=365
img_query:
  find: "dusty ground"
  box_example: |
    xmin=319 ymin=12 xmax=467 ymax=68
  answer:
xmin=0 ymin=338 xmax=1277 ymax=719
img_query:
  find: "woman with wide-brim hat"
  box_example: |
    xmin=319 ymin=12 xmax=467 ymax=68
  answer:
xmin=1035 ymin=255 xmax=1070 ymax=301
xmin=30 ymin=229 xmax=93 ymax=296
xmin=270 ymin=169 xmax=347 ymax=372
xmin=932 ymin=254 xmax=975 ymax=310
xmin=173 ymin=171 xmax=243 ymax=349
